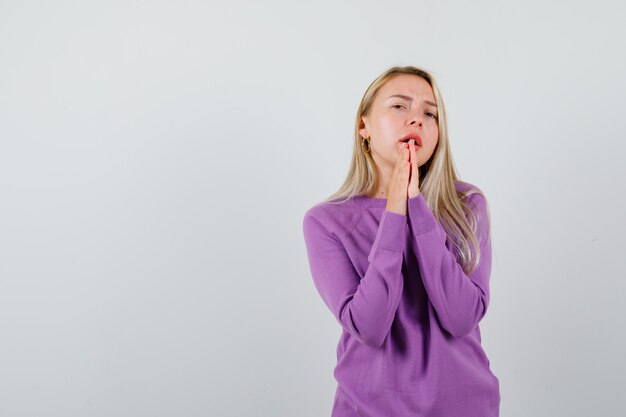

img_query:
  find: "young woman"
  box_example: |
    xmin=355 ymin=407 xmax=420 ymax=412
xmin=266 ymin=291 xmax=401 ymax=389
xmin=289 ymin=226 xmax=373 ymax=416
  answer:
xmin=302 ymin=66 xmax=500 ymax=416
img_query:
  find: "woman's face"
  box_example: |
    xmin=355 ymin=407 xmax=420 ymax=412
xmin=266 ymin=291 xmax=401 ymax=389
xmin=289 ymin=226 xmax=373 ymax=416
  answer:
xmin=360 ymin=74 xmax=439 ymax=170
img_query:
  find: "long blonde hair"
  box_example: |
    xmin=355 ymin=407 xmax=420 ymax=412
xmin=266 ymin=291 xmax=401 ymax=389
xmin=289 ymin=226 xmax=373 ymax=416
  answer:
xmin=324 ymin=65 xmax=490 ymax=275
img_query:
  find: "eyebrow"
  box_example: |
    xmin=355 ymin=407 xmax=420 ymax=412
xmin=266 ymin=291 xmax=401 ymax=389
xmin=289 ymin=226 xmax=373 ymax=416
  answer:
xmin=387 ymin=94 xmax=437 ymax=108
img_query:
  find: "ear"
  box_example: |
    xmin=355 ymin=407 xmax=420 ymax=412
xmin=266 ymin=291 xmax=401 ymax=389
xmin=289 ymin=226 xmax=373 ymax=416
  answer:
xmin=359 ymin=116 xmax=369 ymax=139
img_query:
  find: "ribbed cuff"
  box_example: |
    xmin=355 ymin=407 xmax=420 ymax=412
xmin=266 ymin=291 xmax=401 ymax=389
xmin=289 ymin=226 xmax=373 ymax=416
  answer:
xmin=408 ymin=194 xmax=438 ymax=235
xmin=371 ymin=209 xmax=407 ymax=252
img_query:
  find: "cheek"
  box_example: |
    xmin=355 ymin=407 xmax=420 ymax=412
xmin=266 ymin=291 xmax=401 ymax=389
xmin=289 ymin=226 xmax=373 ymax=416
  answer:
xmin=425 ymin=125 xmax=438 ymax=146
xmin=376 ymin=117 xmax=397 ymax=135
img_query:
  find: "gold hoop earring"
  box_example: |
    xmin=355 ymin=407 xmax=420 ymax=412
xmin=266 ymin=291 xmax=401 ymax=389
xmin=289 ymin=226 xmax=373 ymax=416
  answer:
xmin=361 ymin=138 xmax=371 ymax=153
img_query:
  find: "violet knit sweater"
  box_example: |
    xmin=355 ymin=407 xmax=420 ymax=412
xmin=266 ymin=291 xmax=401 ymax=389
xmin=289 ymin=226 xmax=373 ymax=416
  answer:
xmin=302 ymin=180 xmax=500 ymax=417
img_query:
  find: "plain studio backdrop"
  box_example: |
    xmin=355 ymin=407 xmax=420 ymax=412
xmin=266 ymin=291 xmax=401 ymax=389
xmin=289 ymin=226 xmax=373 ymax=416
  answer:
xmin=1 ymin=1 xmax=625 ymax=416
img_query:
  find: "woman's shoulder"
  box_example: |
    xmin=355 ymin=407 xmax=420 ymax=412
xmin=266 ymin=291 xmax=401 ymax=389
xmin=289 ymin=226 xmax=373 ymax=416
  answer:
xmin=302 ymin=197 xmax=360 ymax=241
xmin=454 ymin=180 xmax=491 ymax=233
xmin=455 ymin=180 xmax=487 ymax=202
xmin=454 ymin=179 xmax=483 ymax=195
xmin=454 ymin=180 xmax=490 ymax=217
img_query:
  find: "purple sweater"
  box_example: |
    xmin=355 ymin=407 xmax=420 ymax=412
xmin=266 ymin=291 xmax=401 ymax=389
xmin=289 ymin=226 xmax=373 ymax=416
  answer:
xmin=302 ymin=181 xmax=500 ymax=417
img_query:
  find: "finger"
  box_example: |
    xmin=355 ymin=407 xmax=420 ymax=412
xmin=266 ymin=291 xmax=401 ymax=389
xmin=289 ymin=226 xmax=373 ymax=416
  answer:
xmin=401 ymin=148 xmax=409 ymax=170
xmin=394 ymin=143 xmax=402 ymax=167
xmin=402 ymin=158 xmax=410 ymax=179
xmin=407 ymin=147 xmax=413 ymax=180
xmin=403 ymin=162 xmax=411 ymax=191
xmin=411 ymin=141 xmax=419 ymax=185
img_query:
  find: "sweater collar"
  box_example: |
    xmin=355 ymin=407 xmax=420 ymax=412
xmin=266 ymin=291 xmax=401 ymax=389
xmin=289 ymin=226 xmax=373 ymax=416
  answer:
xmin=351 ymin=194 xmax=388 ymax=208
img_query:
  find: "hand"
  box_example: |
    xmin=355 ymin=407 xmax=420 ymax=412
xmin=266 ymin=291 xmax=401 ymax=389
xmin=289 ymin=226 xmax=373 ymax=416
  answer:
xmin=385 ymin=142 xmax=410 ymax=216
xmin=407 ymin=139 xmax=421 ymax=199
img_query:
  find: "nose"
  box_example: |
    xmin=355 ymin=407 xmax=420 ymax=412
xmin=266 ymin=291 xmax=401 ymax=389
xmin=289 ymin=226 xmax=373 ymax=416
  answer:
xmin=409 ymin=112 xmax=423 ymax=128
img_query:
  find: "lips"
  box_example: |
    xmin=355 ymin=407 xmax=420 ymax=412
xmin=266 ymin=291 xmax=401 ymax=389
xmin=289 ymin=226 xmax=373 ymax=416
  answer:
xmin=400 ymin=134 xmax=422 ymax=146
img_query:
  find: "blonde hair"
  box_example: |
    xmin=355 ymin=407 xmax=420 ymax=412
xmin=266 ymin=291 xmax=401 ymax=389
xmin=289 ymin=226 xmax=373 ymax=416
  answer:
xmin=324 ymin=65 xmax=490 ymax=275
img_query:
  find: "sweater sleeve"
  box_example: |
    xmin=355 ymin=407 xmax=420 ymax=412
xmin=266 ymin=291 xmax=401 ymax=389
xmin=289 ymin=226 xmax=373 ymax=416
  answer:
xmin=302 ymin=209 xmax=408 ymax=348
xmin=407 ymin=192 xmax=492 ymax=338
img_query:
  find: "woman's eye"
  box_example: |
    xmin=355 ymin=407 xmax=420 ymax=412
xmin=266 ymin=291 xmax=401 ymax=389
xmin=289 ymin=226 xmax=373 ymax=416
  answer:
xmin=392 ymin=104 xmax=406 ymax=109
xmin=426 ymin=112 xmax=438 ymax=119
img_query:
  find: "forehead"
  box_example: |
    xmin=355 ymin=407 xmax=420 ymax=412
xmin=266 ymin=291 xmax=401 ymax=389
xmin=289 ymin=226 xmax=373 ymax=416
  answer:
xmin=377 ymin=74 xmax=435 ymax=101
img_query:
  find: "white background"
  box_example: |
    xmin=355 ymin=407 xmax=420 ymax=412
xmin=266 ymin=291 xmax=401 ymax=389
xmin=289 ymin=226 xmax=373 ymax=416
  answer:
xmin=1 ymin=1 xmax=625 ymax=416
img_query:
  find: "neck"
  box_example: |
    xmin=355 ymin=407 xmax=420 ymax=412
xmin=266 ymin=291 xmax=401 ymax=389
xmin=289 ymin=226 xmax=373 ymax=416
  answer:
xmin=367 ymin=189 xmax=389 ymax=199
xmin=367 ymin=161 xmax=394 ymax=198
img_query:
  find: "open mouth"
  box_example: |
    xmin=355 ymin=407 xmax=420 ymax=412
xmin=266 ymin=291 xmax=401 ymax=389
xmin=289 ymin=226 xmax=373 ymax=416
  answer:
xmin=400 ymin=134 xmax=422 ymax=146
xmin=401 ymin=138 xmax=421 ymax=146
